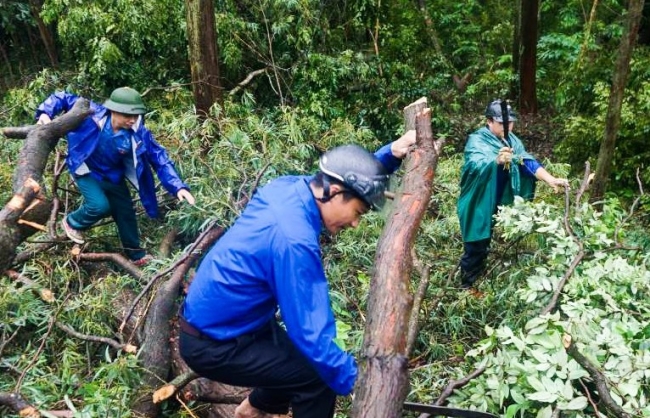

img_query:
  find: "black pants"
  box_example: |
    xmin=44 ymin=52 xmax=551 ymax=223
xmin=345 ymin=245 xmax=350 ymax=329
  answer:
xmin=459 ymin=238 xmax=491 ymax=288
xmin=179 ymin=320 xmax=337 ymax=418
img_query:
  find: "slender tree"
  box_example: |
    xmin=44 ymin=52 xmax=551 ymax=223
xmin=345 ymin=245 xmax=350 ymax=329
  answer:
xmin=185 ymin=0 xmax=223 ymax=119
xmin=591 ymin=0 xmax=646 ymax=202
xmin=518 ymin=0 xmax=538 ymax=114
xmin=29 ymin=0 xmax=59 ymax=68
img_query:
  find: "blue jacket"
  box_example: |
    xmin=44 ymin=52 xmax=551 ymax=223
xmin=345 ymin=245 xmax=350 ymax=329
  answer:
xmin=35 ymin=91 xmax=189 ymax=218
xmin=183 ymin=144 xmax=400 ymax=396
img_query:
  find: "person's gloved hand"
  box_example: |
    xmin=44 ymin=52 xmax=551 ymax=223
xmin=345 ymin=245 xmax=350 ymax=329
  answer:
xmin=391 ymin=130 xmax=416 ymax=159
xmin=177 ymin=189 xmax=196 ymax=205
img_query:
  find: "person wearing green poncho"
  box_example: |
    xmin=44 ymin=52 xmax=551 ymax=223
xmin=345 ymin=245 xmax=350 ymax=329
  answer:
xmin=457 ymin=100 xmax=569 ymax=289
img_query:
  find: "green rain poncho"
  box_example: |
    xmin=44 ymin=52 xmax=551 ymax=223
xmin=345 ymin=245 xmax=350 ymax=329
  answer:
xmin=457 ymin=127 xmax=537 ymax=242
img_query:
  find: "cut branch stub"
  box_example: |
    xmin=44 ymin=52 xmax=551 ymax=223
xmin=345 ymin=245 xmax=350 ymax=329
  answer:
xmin=0 ymin=178 xmax=42 ymax=271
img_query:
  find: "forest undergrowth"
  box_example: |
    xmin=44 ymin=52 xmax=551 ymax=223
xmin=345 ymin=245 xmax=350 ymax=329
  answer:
xmin=1 ymin=87 xmax=649 ymax=417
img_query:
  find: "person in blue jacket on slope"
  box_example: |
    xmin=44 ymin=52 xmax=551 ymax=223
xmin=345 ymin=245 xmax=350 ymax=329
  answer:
xmin=179 ymin=131 xmax=416 ymax=418
xmin=35 ymin=87 xmax=195 ymax=266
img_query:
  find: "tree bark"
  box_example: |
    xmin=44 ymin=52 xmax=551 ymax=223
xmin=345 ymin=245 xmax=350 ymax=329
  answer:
xmin=519 ymin=0 xmax=539 ymax=114
xmin=131 ymin=226 xmax=224 ymax=417
xmin=0 ymin=179 xmax=41 ymax=280
xmin=0 ymin=99 xmax=92 ymax=271
xmin=0 ymin=392 xmax=39 ymax=417
xmin=351 ymin=97 xmax=444 ymax=417
xmin=185 ymin=0 xmax=223 ymax=120
xmin=591 ymin=0 xmax=645 ymax=203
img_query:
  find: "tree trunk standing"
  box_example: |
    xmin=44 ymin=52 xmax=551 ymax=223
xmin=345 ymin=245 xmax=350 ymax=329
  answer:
xmin=416 ymin=0 xmax=443 ymax=55
xmin=0 ymin=41 xmax=14 ymax=80
xmin=351 ymin=98 xmax=443 ymax=417
xmin=518 ymin=0 xmax=538 ymax=114
xmin=0 ymin=99 xmax=91 ymax=272
xmin=591 ymin=0 xmax=645 ymax=203
xmin=29 ymin=0 xmax=59 ymax=68
xmin=185 ymin=0 xmax=223 ymax=120
xmin=511 ymin=0 xmax=521 ymax=98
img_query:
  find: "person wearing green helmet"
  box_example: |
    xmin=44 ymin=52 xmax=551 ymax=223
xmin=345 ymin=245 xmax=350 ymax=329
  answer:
xmin=457 ymin=100 xmax=569 ymax=293
xmin=179 ymin=131 xmax=415 ymax=418
xmin=35 ymin=87 xmax=195 ymax=266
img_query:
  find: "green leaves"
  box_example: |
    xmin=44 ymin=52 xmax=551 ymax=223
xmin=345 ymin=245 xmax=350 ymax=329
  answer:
xmin=440 ymin=194 xmax=650 ymax=416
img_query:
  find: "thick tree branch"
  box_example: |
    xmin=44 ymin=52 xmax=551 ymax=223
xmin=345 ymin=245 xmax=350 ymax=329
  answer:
xmin=0 ymin=126 xmax=34 ymax=138
xmin=0 ymin=178 xmax=41 ymax=271
xmin=120 ymin=221 xmax=224 ymax=333
xmin=0 ymin=392 xmax=39 ymax=417
xmin=153 ymin=371 xmax=200 ymax=404
xmin=77 ymin=252 xmax=144 ymax=282
xmin=352 ymin=97 xmax=443 ymax=417
xmin=565 ymin=338 xmax=631 ymax=418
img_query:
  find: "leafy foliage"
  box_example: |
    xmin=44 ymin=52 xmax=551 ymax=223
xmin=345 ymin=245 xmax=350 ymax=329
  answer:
xmin=39 ymin=0 xmax=187 ymax=89
xmin=435 ymin=196 xmax=650 ymax=417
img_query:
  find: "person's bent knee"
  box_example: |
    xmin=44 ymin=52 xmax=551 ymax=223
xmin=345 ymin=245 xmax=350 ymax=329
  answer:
xmin=84 ymin=199 xmax=111 ymax=218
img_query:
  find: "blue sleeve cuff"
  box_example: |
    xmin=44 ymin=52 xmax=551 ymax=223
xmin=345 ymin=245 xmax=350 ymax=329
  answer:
xmin=522 ymin=158 xmax=542 ymax=177
xmin=374 ymin=143 xmax=402 ymax=174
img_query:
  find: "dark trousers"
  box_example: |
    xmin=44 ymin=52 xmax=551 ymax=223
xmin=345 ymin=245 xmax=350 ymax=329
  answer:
xmin=179 ymin=320 xmax=337 ymax=418
xmin=67 ymin=174 xmax=145 ymax=261
xmin=459 ymin=238 xmax=491 ymax=288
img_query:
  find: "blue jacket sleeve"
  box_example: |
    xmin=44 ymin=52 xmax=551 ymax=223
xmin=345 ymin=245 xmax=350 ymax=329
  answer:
xmin=522 ymin=159 xmax=542 ymax=177
xmin=273 ymin=236 xmax=357 ymax=395
xmin=374 ymin=143 xmax=402 ymax=174
xmin=139 ymin=126 xmax=189 ymax=195
xmin=35 ymin=92 xmax=80 ymax=120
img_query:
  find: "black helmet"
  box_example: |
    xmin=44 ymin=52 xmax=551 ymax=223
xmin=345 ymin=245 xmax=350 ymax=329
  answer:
xmin=485 ymin=99 xmax=518 ymax=122
xmin=318 ymin=144 xmax=389 ymax=210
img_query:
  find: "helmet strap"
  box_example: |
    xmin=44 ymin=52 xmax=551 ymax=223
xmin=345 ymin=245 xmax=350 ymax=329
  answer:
xmin=316 ymin=177 xmax=359 ymax=204
xmin=317 ymin=176 xmax=332 ymax=203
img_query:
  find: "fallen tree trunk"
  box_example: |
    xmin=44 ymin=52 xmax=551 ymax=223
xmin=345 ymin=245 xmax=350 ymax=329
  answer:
xmin=0 ymin=99 xmax=92 ymax=271
xmin=132 ymin=226 xmax=224 ymax=417
xmin=352 ymin=97 xmax=444 ymax=417
xmin=0 ymin=178 xmax=42 ymax=269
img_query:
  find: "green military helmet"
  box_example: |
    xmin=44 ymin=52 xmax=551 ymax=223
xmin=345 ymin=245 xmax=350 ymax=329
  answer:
xmin=103 ymin=87 xmax=147 ymax=115
xmin=319 ymin=144 xmax=390 ymax=211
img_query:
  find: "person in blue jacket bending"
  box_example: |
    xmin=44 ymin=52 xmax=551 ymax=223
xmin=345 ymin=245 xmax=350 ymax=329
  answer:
xmin=36 ymin=87 xmax=195 ymax=266
xmin=179 ymin=131 xmax=416 ymax=418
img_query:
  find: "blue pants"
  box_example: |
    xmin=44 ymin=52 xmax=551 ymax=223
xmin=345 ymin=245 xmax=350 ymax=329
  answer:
xmin=66 ymin=175 xmax=145 ymax=261
xmin=179 ymin=320 xmax=337 ymax=418
xmin=459 ymin=238 xmax=491 ymax=288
